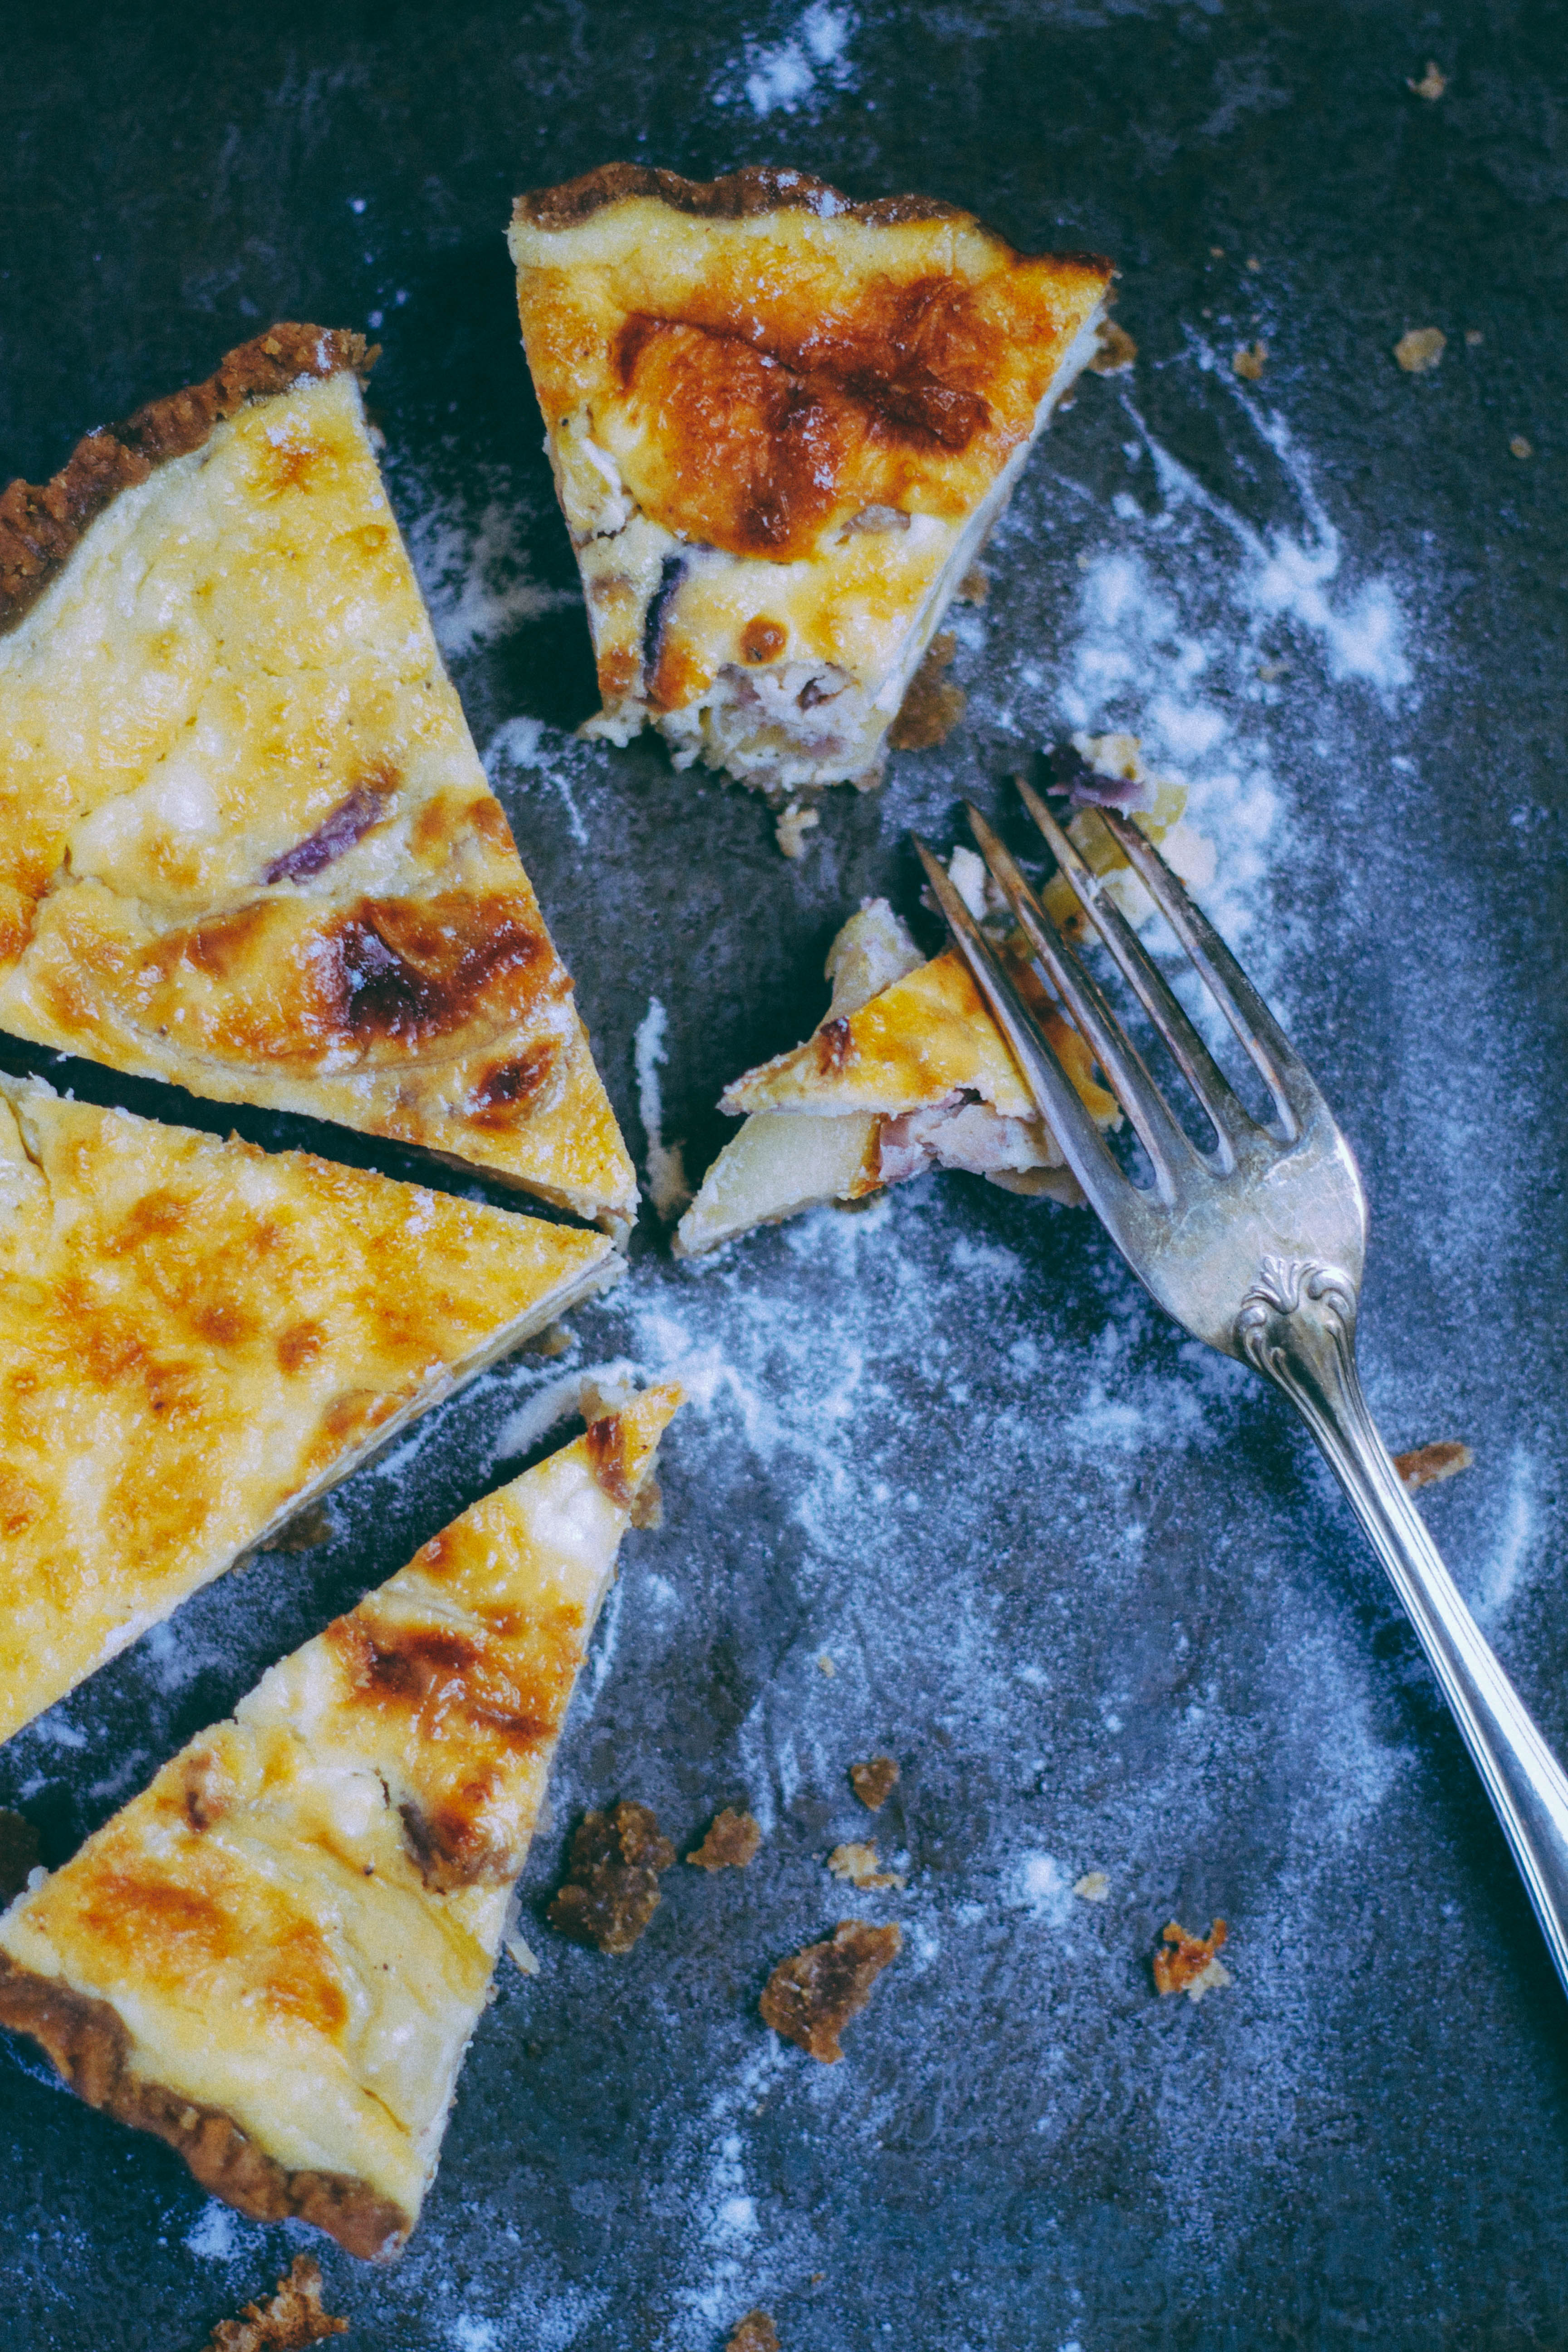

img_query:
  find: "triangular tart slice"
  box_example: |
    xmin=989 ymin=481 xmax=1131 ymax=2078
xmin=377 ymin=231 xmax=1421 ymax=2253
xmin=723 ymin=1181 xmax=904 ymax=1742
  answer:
xmin=0 ymin=1073 xmax=617 ymax=1744
xmin=0 ymin=325 xmax=636 ymax=1230
xmin=509 ymin=166 xmax=1112 ymax=812
xmin=675 ymin=898 xmax=1116 ymax=1257
xmin=0 ymin=1384 xmax=681 ymax=2259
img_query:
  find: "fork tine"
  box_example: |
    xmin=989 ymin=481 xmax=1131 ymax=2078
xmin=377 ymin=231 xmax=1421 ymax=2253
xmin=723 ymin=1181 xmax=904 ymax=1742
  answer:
xmin=1097 ymin=806 xmax=1313 ymax=1138
xmin=911 ymin=837 xmax=1155 ymax=1253
xmin=960 ymin=804 xmax=1196 ymax=1198
xmin=1014 ymin=776 xmax=1247 ymax=1168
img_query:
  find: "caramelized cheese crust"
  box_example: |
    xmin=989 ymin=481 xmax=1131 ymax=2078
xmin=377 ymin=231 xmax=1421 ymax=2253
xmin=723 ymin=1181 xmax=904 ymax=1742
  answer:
xmin=0 ymin=1075 xmax=614 ymax=1745
xmin=0 ymin=1389 xmax=681 ymax=2258
xmin=0 ymin=332 xmax=635 ymax=1225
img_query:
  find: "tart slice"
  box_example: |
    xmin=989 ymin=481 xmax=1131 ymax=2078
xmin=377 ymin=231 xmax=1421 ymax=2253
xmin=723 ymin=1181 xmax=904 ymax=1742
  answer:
xmin=675 ymin=898 xmax=1112 ymax=1256
xmin=0 ymin=1384 xmax=681 ymax=2260
xmin=0 ymin=325 xmax=635 ymax=1230
xmin=509 ymin=166 xmax=1112 ymax=818
xmin=0 ymin=1073 xmax=617 ymax=1745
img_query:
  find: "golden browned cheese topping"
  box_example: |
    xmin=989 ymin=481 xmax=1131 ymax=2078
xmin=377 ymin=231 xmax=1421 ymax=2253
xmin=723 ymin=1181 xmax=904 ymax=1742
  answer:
xmin=0 ymin=331 xmax=635 ymax=1224
xmin=0 ymin=1075 xmax=612 ymax=1745
xmin=0 ymin=1388 xmax=683 ymax=2250
xmin=512 ymin=167 xmax=1112 ymax=566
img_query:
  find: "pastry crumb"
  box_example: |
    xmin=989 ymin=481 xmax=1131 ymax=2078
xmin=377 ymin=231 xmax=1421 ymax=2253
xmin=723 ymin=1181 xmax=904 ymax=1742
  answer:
xmin=522 ymin=1320 xmax=573 ymax=1358
xmin=687 ymin=1808 xmax=762 ymax=1871
xmin=1510 ymin=435 xmax=1534 ymax=461
xmin=0 ymin=1808 xmax=41 ymax=1904
xmin=1232 ymin=340 xmax=1268 ymax=381
xmin=263 ymin=1499 xmax=335 ymax=1553
xmin=1089 ymin=320 xmax=1138 ymax=374
xmin=1153 ymin=1918 xmax=1231 ymax=2002
xmin=775 ymin=801 xmax=821 ymax=859
xmin=887 ymin=632 xmax=965 ymax=751
xmin=816 ymin=1651 xmax=836 ymax=1676
xmin=1408 ymin=59 xmax=1447 ymax=99
xmin=1073 ymin=1870 xmax=1110 ymax=1903
xmin=1245 ymin=255 xmax=1261 ymax=271
xmin=1394 ymin=1438 xmax=1474 ymax=1491
xmin=726 ymin=2313 xmax=781 ymax=2352
xmin=199 ymin=2255 xmax=347 ymax=2351
xmin=1395 ymin=327 xmax=1446 ymax=372
xmin=956 ymin=563 xmax=990 ymax=603
xmin=546 ymin=1800 xmax=676 ymax=1954
xmin=1465 ymin=328 xmax=1484 ymax=346
xmin=849 ymin=1754 xmax=900 ymax=1812
xmin=503 ymin=1929 xmax=541 ymax=1976
xmin=761 ymin=1919 xmax=902 ymax=2062
xmin=828 ymin=1841 xmax=906 ymax=1891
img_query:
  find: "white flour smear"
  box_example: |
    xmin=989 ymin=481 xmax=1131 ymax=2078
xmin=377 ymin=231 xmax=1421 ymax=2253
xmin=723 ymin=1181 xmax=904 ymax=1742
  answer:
xmin=714 ymin=5 xmax=860 ymax=119
xmin=634 ymin=997 xmax=693 ymax=1221
xmin=401 ymin=469 xmax=578 ymax=659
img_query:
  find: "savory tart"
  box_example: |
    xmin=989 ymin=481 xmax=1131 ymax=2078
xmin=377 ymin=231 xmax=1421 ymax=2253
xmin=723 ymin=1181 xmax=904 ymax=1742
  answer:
xmin=676 ymin=744 xmax=1216 ymax=1254
xmin=0 ymin=1073 xmax=617 ymax=1746
xmin=509 ymin=166 xmax=1112 ymax=819
xmin=0 ymin=1384 xmax=681 ymax=2259
xmin=0 ymin=325 xmax=635 ymax=1230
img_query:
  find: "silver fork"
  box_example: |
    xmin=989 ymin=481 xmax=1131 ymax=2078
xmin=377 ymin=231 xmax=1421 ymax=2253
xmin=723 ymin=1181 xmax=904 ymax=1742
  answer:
xmin=914 ymin=783 xmax=1568 ymax=1997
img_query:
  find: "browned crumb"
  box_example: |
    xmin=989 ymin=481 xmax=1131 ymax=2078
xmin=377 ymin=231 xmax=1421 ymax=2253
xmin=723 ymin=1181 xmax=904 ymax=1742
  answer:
xmin=1152 ymin=1918 xmax=1231 ymax=2002
xmin=1408 ymin=59 xmax=1447 ymax=99
xmin=687 ymin=1808 xmax=762 ymax=1871
xmin=1232 ymin=341 xmax=1268 ymax=381
xmin=848 ymin=1754 xmax=900 ymax=1812
xmin=1511 ymin=435 xmax=1534 ymax=461
xmin=1394 ymin=1438 xmax=1474 ymax=1492
xmin=1395 ymin=327 xmax=1446 ymax=373
xmin=726 ymin=2313 xmax=781 ymax=2352
xmin=827 ymin=1842 xmax=905 ymax=1891
xmin=547 ymin=1801 xmax=676 ymax=1954
xmin=760 ymin=1919 xmax=902 ymax=2062
xmin=887 ymin=633 xmax=965 ymax=751
xmin=1089 ymin=320 xmax=1138 ymax=375
xmin=264 ymin=1499 xmax=336 ymax=1553
xmin=199 ymin=2256 xmax=347 ymax=2352
xmin=956 ymin=563 xmax=990 ymax=603
xmin=0 ymin=1808 xmax=40 ymax=1903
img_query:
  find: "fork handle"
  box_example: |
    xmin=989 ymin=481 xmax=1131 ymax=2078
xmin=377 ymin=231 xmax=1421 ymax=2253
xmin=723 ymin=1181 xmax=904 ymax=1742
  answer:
xmin=1240 ymin=1258 xmax=1568 ymax=1998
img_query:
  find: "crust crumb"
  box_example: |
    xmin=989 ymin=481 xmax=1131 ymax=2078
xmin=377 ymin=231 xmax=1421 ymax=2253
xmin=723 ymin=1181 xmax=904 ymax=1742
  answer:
xmin=0 ymin=1808 xmax=41 ymax=1902
xmin=1395 ymin=327 xmax=1446 ymax=372
xmin=1232 ymin=341 xmax=1268 ymax=381
xmin=1394 ymin=1438 xmax=1474 ymax=1492
xmin=760 ymin=1919 xmax=902 ymax=2061
xmin=956 ymin=564 xmax=990 ymax=604
xmin=726 ymin=2313 xmax=781 ymax=2352
xmin=1090 ymin=321 xmax=1138 ymax=374
xmin=1408 ymin=60 xmax=1447 ymax=99
xmin=848 ymin=1754 xmax=900 ymax=1812
xmin=547 ymin=1801 xmax=676 ymax=1953
xmin=199 ymin=2255 xmax=347 ymax=2351
xmin=1073 ymin=1870 xmax=1109 ymax=1902
xmin=687 ymin=1808 xmax=762 ymax=1871
xmin=887 ymin=633 xmax=965 ymax=752
xmin=264 ymin=1499 xmax=336 ymax=1553
xmin=827 ymin=1842 xmax=905 ymax=1891
xmin=1153 ymin=1918 xmax=1231 ymax=2002
xmin=775 ymin=802 xmax=821 ymax=860
xmin=1510 ymin=435 xmax=1534 ymax=461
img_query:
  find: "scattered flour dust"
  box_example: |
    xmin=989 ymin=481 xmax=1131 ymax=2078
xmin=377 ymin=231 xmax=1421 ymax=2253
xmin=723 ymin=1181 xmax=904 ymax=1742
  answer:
xmin=634 ymin=997 xmax=693 ymax=1221
xmin=399 ymin=470 xmax=577 ymax=660
xmin=714 ymin=4 xmax=860 ymax=118
xmin=484 ymin=715 xmax=590 ymax=848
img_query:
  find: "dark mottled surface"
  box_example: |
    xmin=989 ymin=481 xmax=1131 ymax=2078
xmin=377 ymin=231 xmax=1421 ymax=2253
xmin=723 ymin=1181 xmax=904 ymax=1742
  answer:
xmin=3 ymin=4 xmax=1567 ymax=2348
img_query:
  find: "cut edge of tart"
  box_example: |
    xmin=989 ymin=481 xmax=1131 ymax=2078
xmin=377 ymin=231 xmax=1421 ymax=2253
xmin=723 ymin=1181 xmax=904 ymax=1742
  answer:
xmin=0 ymin=326 xmax=637 ymax=1233
xmin=0 ymin=1072 xmax=618 ymax=1747
xmin=0 ymin=1383 xmax=682 ymax=2259
xmin=509 ymin=165 xmax=1113 ymax=817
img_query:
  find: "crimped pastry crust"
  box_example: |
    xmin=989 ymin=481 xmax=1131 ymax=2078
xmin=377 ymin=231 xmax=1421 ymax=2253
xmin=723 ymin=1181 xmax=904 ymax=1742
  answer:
xmin=0 ymin=331 xmax=636 ymax=1226
xmin=0 ymin=1389 xmax=681 ymax=2259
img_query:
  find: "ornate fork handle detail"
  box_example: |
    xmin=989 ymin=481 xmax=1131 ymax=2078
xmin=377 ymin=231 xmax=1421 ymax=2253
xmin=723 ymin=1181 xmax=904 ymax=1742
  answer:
xmin=1238 ymin=1254 xmax=1568 ymax=1993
